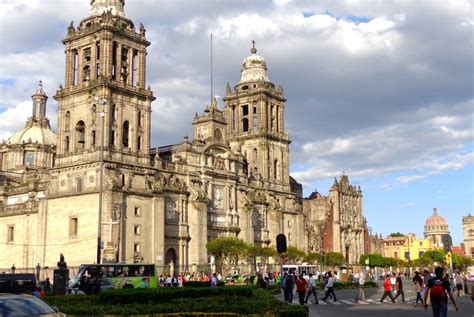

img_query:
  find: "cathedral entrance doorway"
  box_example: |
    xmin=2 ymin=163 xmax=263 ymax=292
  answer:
xmin=165 ymin=248 xmax=177 ymax=276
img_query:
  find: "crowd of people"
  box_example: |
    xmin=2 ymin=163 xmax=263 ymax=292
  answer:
xmin=276 ymin=266 xmax=473 ymax=317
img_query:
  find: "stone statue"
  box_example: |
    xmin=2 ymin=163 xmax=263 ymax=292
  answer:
xmin=57 ymin=253 xmax=67 ymax=269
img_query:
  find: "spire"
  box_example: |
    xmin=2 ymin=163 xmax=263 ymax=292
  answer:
xmin=90 ymin=0 xmax=125 ymax=17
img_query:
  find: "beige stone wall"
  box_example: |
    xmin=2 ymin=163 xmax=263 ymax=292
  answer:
xmin=46 ymin=194 xmax=99 ymax=267
xmin=463 ymin=215 xmax=474 ymax=257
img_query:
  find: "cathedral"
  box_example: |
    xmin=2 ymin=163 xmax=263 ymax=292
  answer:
xmin=0 ymin=0 xmax=370 ymax=272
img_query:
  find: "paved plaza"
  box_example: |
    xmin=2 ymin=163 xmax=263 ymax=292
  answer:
xmin=279 ymin=286 xmax=473 ymax=317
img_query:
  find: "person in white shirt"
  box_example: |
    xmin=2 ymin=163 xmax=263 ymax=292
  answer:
xmin=322 ymin=272 xmax=337 ymax=302
xmin=355 ymin=271 xmax=366 ymax=302
xmin=304 ymin=272 xmax=319 ymax=304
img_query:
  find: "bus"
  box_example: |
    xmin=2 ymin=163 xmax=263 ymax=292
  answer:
xmin=282 ymin=264 xmax=318 ymax=276
xmin=68 ymin=263 xmax=156 ymax=292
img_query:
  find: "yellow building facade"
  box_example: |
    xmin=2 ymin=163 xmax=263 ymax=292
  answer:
xmin=383 ymin=234 xmax=433 ymax=261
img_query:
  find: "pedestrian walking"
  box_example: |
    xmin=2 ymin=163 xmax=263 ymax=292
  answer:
xmin=390 ymin=273 xmax=396 ymax=292
xmin=296 ymin=274 xmax=307 ymax=305
xmin=413 ymin=271 xmax=424 ymax=307
xmin=454 ymin=271 xmax=463 ymax=297
xmin=393 ymin=272 xmax=405 ymax=302
xmin=354 ymin=271 xmax=365 ymax=302
xmin=380 ymin=275 xmax=396 ymax=303
xmin=304 ymin=272 xmax=319 ymax=304
xmin=322 ymin=272 xmax=337 ymax=302
xmin=423 ymin=266 xmax=459 ymax=317
xmin=282 ymin=273 xmax=295 ymax=303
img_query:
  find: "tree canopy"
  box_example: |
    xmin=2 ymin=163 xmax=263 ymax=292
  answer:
xmin=206 ymin=237 xmax=247 ymax=275
xmin=388 ymin=232 xmax=405 ymax=237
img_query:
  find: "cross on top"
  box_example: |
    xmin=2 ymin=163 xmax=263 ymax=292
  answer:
xmin=250 ymin=40 xmax=257 ymax=54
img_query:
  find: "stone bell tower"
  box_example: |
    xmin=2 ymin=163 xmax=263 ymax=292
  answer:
xmin=54 ymin=0 xmax=154 ymax=167
xmin=224 ymin=42 xmax=291 ymax=190
xmin=46 ymin=0 xmax=156 ymax=265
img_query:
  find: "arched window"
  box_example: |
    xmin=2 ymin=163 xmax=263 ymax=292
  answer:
xmin=65 ymin=136 xmax=70 ymax=153
xmin=137 ymin=110 xmax=142 ymax=127
xmin=110 ymin=129 xmax=115 ymax=147
xmin=91 ymin=130 xmax=96 ymax=148
xmin=76 ymin=178 xmax=83 ymax=193
xmin=91 ymin=104 xmax=96 ymax=124
xmin=137 ymin=136 xmax=141 ymax=151
xmin=122 ymin=120 xmax=129 ymax=148
xmin=75 ymin=121 xmax=86 ymax=150
xmin=65 ymin=111 xmax=71 ymax=130
xmin=242 ymin=118 xmax=249 ymax=132
xmin=111 ymin=104 xmax=116 ymax=121
xmin=274 ymin=159 xmax=278 ymax=179
xmin=253 ymin=148 xmax=258 ymax=163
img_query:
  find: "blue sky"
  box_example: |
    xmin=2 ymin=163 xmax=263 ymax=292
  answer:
xmin=0 ymin=0 xmax=472 ymax=244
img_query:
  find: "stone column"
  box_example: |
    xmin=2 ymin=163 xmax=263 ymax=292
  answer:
xmin=127 ymin=48 xmax=134 ymax=85
xmin=77 ymin=48 xmax=83 ymax=84
xmin=91 ymin=42 xmax=97 ymax=80
xmin=116 ymin=43 xmax=122 ymax=81
xmin=138 ymin=48 xmax=146 ymax=89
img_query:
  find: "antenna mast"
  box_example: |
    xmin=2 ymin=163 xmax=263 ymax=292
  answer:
xmin=210 ymin=33 xmax=213 ymax=103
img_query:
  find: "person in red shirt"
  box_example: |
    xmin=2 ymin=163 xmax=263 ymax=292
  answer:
xmin=296 ymin=274 xmax=308 ymax=305
xmin=380 ymin=275 xmax=395 ymax=303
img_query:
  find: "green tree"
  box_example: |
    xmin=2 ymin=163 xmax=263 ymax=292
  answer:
xmin=423 ymin=250 xmax=445 ymax=263
xmin=388 ymin=232 xmax=405 ymax=237
xmin=380 ymin=257 xmax=398 ymax=268
xmin=324 ymin=252 xmax=345 ymax=268
xmin=284 ymin=246 xmax=306 ymax=263
xmin=305 ymin=252 xmax=322 ymax=264
xmin=206 ymin=237 xmax=248 ymax=275
xmin=359 ymin=254 xmax=384 ymax=268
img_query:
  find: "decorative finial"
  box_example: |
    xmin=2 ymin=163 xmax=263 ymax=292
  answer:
xmin=433 ymin=207 xmax=438 ymax=215
xmin=38 ymin=80 xmax=43 ymax=89
xmin=250 ymin=40 xmax=257 ymax=54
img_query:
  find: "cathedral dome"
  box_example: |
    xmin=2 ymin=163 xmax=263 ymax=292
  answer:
xmin=425 ymin=208 xmax=448 ymax=227
xmin=240 ymin=41 xmax=269 ymax=83
xmin=8 ymin=125 xmax=56 ymax=146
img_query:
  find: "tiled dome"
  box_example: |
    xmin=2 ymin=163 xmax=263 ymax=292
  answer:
xmin=425 ymin=208 xmax=448 ymax=227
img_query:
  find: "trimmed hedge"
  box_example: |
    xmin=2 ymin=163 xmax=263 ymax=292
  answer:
xmin=183 ymin=281 xmax=225 ymax=288
xmin=44 ymin=287 xmax=308 ymax=317
xmin=98 ymin=286 xmax=254 ymax=304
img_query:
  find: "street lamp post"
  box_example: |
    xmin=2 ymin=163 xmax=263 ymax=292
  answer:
xmin=95 ymin=96 xmax=107 ymax=264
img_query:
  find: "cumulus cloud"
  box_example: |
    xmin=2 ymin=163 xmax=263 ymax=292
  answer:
xmin=0 ymin=0 xmax=472 ymax=193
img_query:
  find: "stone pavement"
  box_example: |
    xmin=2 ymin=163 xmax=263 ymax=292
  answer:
xmin=278 ymin=285 xmax=474 ymax=317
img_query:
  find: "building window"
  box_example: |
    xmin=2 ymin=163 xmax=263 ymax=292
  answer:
xmin=419 ymin=251 xmax=424 ymax=258
xmin=111 ymin=104 xmax=117 ymax=121
xmin=419 ymin=241 xmax=422 ymax=246
xmin=76 ymin=178 xmax=83 ymax=193
xmin=69 ymin=217 xmax=78 ymax=237
xmin=24 ymin=151 xmax=35 ymax=167
xmin=134 ymin=225 xmax=141 ymax=236
xmin=75 ymin=120 xmax=86 ymax=150
xmin=242 ymin=118 xmax=249 ymax=132
xmin=92 ymin=130 xmax=96 ymax=148
xmin=134 ymin=243 xmax=141 ymax=253
xmin=122 ymin=120 xmax=129 ymax=148
xmin=134 ymin=207 xmax=141 ymax=217
xmin=7 ymin=226 xmax=14 ymax=242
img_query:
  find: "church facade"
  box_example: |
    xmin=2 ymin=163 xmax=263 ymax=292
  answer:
xmin=0 ymin=0 xmax=368 ymax=271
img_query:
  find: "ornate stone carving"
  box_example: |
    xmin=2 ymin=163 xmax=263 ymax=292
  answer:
xmin=189 ymin=177 xmax=208 ymax=203
xmin=104 ymin=165 xmax=121 ymax=190
xmin=213 ymin=187 xmax=224 ymax=210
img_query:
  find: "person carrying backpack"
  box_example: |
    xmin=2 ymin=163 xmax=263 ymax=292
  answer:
xmin=424 ymin=266 xmax=459 ymax=317
xmin=283 ymin=273 xmax=295 ymax=304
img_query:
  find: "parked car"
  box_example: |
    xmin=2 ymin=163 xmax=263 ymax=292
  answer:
xmin=0 ymin=274 xmax=37 ymax=294
xmin=0 ymin=293 xmax=65 ymax=317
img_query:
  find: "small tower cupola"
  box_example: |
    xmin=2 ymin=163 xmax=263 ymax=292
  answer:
xmin=31 ymin=80 xmax=48 ymax=120
xmin=90 ymin=0 xmax=125 ymax=17
xmin=240 ymin=41 xmax=269 ymax=84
